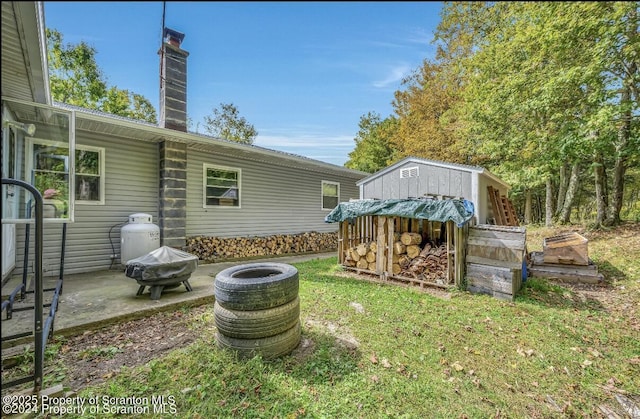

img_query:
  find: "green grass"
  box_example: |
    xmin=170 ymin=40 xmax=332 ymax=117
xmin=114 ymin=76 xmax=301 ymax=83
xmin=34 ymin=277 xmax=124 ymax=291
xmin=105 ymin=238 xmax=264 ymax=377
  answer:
xmin=33 ymin=224 xmax=640 ymax=417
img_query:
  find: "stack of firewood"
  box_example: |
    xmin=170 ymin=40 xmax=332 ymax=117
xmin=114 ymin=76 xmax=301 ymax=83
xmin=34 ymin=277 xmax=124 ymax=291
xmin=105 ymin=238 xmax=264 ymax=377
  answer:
xmin=342 ymin=241 xmax=380 ymax=271
xmin=342 ymin=232 xmax=449 ymax=281
xmin=186 ymin=232 xmax=338 ymax=261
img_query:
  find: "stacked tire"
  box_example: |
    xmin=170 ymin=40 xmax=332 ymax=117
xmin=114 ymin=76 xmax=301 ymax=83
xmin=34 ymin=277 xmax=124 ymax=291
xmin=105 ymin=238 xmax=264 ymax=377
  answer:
xmin=214 ymin=262 xmax=301 ymax=360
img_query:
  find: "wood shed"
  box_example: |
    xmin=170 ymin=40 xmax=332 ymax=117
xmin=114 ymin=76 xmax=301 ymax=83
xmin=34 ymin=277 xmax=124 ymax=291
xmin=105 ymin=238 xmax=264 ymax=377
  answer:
xmin=356 ymin=157 xmax=512 ymax=225
xmin=324 ymin=198 xmax=474 ymax=289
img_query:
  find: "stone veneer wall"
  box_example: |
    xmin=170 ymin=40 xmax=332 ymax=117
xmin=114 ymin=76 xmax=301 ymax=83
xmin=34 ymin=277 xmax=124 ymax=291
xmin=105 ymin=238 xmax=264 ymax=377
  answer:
xmin=159 ymin=140 xmax=187 ymax=249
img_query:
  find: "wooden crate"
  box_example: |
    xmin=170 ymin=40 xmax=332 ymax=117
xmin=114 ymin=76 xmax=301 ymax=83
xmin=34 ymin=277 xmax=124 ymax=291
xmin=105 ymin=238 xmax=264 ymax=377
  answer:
xmin=467 ymin=264 xmax=522 ymax=301
xmin=543 ymin=232 xmax=588 ymax=266
xmin=466 ymin=224 xmax=527 ymax=301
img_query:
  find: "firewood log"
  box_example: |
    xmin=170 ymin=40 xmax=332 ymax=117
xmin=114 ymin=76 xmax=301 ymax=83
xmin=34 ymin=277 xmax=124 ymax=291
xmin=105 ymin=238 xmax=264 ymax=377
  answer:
xmin=368 ymin=262 xmax=377 ymax=271
xmin=419 ymin=243 xmax=432 ymax=257
xmin=392 ymin=263 xmax=402 ymax=274
xmin=400 ymin=232 xmax=422 ymax=245
xmin=369 ymin=242 xmax=377 ymax=253
xmin=366 ymin=251 xmax=376 ymax=263
xmin=406 ymin=245 xmax=421 ymax=259
xmin=393 ymin=241 xmax=406 ymax=255
xmin=356 ymin=243 xmax=369 ymax=256
xmin=399 ymin=255 xmax=411 ymax=268
xmin=357 ymin=258 xmax=369 ymax=269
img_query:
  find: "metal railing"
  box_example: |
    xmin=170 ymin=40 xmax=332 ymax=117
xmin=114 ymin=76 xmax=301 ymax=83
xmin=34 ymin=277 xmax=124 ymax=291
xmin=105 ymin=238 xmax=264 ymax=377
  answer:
xmin=1 ymin=178 xmax=45 ymax=392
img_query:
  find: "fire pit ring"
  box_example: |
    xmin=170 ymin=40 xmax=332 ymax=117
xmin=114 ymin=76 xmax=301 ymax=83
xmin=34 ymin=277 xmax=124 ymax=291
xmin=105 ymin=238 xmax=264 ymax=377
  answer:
xmin=125 ymin=246 xmax=198 ymax=300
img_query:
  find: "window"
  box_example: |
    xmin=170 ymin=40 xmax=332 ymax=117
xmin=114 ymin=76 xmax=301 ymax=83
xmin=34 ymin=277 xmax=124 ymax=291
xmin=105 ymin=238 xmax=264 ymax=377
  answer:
xmin=204 ymin=164 xmax=241 ymax=207
xmin=28 ymin=139 xmax=105 ymax=216
xmin=75 ymin=146 xmax=104 ymax=204
xmin=322 ymin=181 xmax=339 ymax=210
xmin=400 ymin=166 xmax=419 ymax=178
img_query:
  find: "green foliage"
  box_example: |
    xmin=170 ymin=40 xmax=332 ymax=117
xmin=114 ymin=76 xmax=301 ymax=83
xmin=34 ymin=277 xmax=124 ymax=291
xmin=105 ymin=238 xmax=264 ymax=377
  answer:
xmin=345 ymin=112 xmax=398 ymax=173
xmin=46 ymin=28 xmax=157 ymax=123
xmin=203 ymin=103 xmax=258 ymax=145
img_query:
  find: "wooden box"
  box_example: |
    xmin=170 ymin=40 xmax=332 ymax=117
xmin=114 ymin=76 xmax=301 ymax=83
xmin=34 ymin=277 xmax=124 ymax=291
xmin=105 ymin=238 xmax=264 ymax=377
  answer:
xmin=543 ymin=232 xmax=588 ymax=266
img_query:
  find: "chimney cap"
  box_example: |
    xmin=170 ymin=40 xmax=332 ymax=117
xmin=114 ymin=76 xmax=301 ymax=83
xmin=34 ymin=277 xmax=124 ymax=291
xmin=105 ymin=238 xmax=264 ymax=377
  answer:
xmin=164 ymin=27 xmax=185 ymax=47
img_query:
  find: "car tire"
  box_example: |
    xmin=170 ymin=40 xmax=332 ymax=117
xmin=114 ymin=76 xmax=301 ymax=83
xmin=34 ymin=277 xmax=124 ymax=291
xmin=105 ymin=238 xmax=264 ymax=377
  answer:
xmin=214 ymin=297 xmax=300 ymax=339
xmin=215 ymin=320 xmax=302 ymax=360
xmin=214 ymin=262 xmax=299 ymax=311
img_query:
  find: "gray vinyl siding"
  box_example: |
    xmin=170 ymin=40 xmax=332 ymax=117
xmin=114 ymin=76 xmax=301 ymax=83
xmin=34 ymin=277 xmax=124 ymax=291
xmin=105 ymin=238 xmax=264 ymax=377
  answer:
xmin=187 ymin=151 xmax=360 ymax=238
xmin=362 ymin=161 xmax=472 ymax=201
xmin=15 ymin=132 xmax=158 ymax=277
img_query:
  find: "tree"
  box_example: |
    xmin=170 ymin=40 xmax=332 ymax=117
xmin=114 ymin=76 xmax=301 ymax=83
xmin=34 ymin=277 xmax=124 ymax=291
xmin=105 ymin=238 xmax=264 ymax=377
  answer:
xmin=434 ymin=2 xmax=639 ymax=226
xmin=203 ymin=103 xmax=258 ymax=145
xmin=345 ymin=112 xmax=398 ymax=173
xmin=46 ymin=28 xmax=157 ymax=123
xmin=390 ymin=59 xmax=473 ymax=165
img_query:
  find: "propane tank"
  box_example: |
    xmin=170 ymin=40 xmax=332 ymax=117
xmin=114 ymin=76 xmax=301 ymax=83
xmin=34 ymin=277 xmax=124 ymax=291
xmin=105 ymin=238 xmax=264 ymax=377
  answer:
xmin=120 ymin=213 xmax=160 ymax=264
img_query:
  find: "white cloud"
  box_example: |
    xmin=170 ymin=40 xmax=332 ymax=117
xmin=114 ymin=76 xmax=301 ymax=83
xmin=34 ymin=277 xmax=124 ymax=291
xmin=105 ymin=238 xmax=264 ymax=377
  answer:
xmin=372 ymin=64 xmax=412 ymax=88
xmin=254 ymin=131 xmax=355 ymax=166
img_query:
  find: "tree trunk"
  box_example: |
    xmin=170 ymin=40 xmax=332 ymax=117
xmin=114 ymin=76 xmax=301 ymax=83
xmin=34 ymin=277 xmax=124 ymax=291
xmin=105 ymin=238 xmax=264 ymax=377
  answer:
xmin=545 ymin=177 xmax=553 ymax=227
xmin=555 ymin=163 xmax=569 ymax=216
xmin=594 ymin=152 xmax=608 ymax=227
xmin=524 ymin=188 xmax=532 ymax=224
xmin=606 ymin=83 xmax=633 ymax=226
xmin=558 ymin=162 xmax=580 ymax=224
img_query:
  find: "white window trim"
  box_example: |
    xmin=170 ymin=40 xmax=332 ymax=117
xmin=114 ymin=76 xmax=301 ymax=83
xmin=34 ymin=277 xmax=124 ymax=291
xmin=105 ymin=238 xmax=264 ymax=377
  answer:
xmin=203 ymin=163 xmax=242 ymax=209
xmin=75 ymin=144 xmax=105 ymax=205
xmin=321 ymin=180 xmax=340 ymax=211
xmin=27 ymin=138 xmax=106 ymax=207
xmin=26 ymin=137 xmax=74 ymax=222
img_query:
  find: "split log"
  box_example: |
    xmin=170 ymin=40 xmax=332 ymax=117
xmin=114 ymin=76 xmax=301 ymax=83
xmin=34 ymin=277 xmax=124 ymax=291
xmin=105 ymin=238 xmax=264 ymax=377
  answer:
xmin=400 ymin=232 xmax=422 ymax=246
xmin=356 ymin=243 xmax=369 ymax=256
xmin=350 ymin=248 xmax=361 ymax=261
xmin=357 ymin=258 xmax=369 ymax=269
xmin=406 ymin=245 xmax=421 ymax=259
xmin=393 ymin=241 xmax=406 ymax=255
xmin=398 ymin=255 xmax=411 ymax=268
xmin=366 ymin=251 xmax=376 ymax=263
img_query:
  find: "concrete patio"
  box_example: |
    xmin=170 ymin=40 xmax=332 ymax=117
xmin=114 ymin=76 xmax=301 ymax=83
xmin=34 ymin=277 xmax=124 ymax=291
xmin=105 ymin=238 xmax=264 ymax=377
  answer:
xmin=1 ymin=252 xmax=335 ymax=340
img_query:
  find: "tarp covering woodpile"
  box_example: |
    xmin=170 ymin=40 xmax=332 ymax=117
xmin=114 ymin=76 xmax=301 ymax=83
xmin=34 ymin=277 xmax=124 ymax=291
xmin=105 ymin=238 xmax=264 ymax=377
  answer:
xmin=324 ymin=198 xmax=475 ymax=227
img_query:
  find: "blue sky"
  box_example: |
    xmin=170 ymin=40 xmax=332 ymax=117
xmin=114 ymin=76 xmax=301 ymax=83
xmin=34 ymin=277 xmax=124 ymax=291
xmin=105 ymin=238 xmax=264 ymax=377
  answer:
xmin=43 ymin=2 xmax=443 ymax=167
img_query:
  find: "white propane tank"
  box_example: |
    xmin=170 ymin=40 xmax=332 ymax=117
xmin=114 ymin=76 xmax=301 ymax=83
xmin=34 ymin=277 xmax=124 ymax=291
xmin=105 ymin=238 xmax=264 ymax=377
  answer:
xmin=120 ymin=213 xmax=160 ymax=264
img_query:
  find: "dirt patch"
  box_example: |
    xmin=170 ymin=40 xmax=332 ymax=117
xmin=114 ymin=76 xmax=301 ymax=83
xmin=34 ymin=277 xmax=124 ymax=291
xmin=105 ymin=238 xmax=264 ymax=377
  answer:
xmin=52 ymin=306 xmax=211 ymax=392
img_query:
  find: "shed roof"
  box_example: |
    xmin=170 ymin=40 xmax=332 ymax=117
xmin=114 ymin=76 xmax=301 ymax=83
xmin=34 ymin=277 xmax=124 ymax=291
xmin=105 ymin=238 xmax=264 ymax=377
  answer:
xmin=356 ymin=156 xmax=510 ymax=189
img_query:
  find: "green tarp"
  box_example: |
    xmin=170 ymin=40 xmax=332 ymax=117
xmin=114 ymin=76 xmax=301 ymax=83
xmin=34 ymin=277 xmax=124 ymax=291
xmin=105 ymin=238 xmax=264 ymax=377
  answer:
xmin=324 ymin=198 xmax=475 ymax=227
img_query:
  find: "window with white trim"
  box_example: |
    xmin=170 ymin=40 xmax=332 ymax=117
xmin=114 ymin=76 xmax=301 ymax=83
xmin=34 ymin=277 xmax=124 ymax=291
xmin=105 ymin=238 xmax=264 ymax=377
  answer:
xmin=75 ymin=146 xmax=105 ymax=204
xmin=28 ymin=139 xmax=105 ymax=218
xmin=204 ymin=164 xmax=241 ymax=207
xmin=322 ymin=181 xmax=339 ymax=210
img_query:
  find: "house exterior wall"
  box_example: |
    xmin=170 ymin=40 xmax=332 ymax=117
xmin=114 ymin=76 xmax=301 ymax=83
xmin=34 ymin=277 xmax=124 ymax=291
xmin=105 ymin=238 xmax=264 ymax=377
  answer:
xmin=361 ymin=160 xmax=473 ymax=201
xmin=186 ymin=150 xmax=361 ymax=238
xmin=15 ymin=131 xmax=159 ymax=277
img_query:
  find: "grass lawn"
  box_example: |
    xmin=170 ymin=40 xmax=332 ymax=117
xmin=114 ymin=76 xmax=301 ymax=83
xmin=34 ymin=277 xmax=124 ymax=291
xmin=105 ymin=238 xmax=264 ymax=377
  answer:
xmin=39 ymin=224 xmax=640 ymax=417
